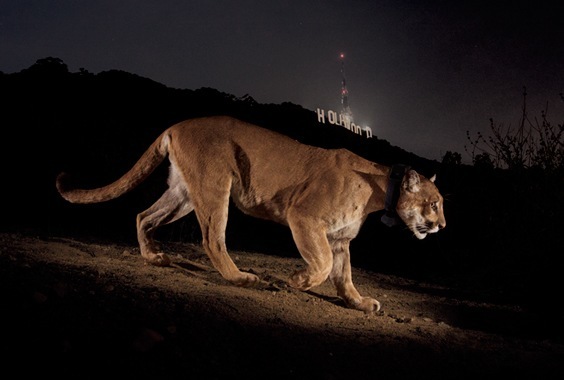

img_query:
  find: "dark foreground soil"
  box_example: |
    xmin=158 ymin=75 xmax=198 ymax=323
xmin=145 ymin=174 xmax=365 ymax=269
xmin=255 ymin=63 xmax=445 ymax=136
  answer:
xmin=1 ymin=232 xmax=563 ymax=379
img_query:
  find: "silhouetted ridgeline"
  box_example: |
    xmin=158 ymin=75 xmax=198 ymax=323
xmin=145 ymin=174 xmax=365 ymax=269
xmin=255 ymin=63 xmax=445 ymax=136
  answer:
xmin=1 ymin=57 xmax=562 ymax=316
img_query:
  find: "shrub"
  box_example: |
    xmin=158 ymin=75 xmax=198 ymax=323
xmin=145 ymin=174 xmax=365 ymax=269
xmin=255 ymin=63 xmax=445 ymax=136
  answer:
xmin=465 ymin=87 xmax=563 ymax=174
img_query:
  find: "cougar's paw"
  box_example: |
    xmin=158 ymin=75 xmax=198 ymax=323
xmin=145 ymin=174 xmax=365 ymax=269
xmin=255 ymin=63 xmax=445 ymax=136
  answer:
xmin=288 ymin=269 xmax=313 ymax=291
xmin=349 ymin=296 xmax=381 ymax=314
xmin=231 ymin=272 xmax=260 ymax=288
xmin=145 ymin=253 xmax=171 ymax=267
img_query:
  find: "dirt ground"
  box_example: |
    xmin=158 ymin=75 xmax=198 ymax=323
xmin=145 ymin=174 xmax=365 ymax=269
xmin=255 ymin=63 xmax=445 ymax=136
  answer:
xmin=1 ymin=232 xmax=563 ymax=379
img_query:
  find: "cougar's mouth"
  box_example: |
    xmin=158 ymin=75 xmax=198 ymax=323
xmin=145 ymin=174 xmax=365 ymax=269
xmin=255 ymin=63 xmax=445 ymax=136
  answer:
xmin=413 ymin=223 xmax=439 ymax=239
xmin=416 ymin=225 xmax=428 ymax=233
xmin=413 ymin=226 xmax=428 ymax=240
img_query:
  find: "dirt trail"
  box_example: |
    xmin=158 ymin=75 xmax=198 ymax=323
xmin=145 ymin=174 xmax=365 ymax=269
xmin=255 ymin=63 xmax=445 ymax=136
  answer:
xmin=1 ymin=232 xmax=562 ymax=378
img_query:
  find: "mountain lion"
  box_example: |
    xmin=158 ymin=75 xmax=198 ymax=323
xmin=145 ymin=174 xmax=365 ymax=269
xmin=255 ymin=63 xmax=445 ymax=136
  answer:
xmin=56 ymin=116 xmax=446 ymax=313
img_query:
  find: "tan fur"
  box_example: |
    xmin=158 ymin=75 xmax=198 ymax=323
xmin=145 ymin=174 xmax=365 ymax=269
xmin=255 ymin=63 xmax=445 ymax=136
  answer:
xmin=56 ymin=116 xmax=446 ymax=313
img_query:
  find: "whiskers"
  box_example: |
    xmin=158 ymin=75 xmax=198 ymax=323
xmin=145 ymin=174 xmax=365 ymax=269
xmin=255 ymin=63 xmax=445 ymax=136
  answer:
xmin=417 ymin=221 xmax=442 ymax=235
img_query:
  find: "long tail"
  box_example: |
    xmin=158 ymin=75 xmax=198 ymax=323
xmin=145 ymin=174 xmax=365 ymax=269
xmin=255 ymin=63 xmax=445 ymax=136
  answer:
xmin=56 ymin=131 xmax=171 ymax=204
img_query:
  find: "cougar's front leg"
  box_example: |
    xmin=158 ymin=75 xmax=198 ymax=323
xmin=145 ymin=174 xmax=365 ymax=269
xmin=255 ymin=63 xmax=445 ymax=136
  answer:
xmin=329 ymin=239 xmax=380 ymax=313
xmin=287 ymin=213 xmax=334 ymax=291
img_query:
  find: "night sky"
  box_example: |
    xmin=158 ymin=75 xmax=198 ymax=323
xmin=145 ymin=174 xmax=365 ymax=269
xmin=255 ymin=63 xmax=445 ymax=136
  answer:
xmin=2 ymin=0 xmax=563 ymax=162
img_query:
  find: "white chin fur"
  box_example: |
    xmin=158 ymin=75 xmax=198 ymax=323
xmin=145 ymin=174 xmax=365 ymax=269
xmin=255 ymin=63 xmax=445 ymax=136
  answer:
xmin=413 ymin=230 xmax=427 ymax=240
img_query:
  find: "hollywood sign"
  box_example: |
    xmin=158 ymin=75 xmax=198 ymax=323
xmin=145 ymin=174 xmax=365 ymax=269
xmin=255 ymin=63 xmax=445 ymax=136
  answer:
xmin=316 ymin=108 xmax=372 ymax=138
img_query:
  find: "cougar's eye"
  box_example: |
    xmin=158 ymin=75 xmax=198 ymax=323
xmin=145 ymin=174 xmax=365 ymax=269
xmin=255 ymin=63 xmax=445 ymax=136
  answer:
xmin=430 ymin=201 xmax=438 ymax=211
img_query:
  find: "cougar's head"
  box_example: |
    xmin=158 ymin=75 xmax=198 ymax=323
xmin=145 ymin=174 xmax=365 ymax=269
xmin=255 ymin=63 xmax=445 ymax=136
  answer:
xmin=396 ymin=170 xmax=446 ymax=240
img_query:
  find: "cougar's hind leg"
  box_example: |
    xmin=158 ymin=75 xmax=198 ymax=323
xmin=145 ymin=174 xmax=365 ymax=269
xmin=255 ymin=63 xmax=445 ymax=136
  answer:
xmin=193 ymin=182 xmax=260 ymax=287
xmin=329 ymin=239 xmax=380 ymax=313
xmin=137 ymin=168 xmax=194 ymax=267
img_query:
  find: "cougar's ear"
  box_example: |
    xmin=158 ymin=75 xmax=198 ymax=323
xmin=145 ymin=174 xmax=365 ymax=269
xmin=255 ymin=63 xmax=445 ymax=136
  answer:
xmin=402 ymin=170 xmax=421 ymax=193
xmin=430 ymin=174 xmax=436 ymax=183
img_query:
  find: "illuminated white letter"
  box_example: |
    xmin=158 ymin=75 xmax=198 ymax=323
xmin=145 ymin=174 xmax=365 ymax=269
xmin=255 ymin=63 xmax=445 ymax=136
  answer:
xmin=328 ymin=110 xmax=338 ymax=125
xmin=351 ymin=123 xmax=362 ymax=134
xmin=364 ymin=126 xmax=373 ymax=138
xmin=316 ymin=108 xmax=326 ymax=124
xmin=339 ymin=113 xmax=350 ymax=129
